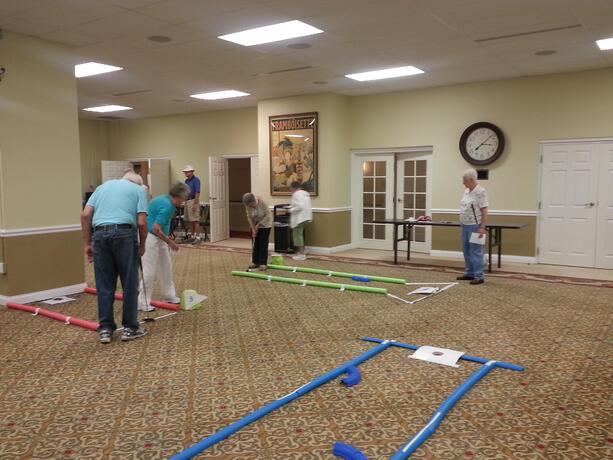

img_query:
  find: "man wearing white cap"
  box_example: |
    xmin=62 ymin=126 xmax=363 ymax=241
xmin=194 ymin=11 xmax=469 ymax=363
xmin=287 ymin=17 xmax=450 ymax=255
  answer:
xmin=182 ymin=165 xmax=201 ymax=242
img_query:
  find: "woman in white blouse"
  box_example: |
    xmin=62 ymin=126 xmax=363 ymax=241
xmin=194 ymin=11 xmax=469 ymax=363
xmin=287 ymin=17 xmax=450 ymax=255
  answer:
xmin=457 ymin=169 xmax=489 ymax=284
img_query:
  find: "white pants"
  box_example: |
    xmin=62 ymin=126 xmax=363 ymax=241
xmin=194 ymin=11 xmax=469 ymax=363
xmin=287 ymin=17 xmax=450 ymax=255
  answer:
xmin=138 ymin=236 xmax=177 ymax=308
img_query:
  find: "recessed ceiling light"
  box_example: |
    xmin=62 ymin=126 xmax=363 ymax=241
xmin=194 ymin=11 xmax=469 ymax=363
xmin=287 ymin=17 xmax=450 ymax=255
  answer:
xmin=287 ymin=42 xmax=311 ymax=49
xmin=218 ymin=20 xmax=323 ymax=46
xmin=75 ymin=62 xmax=122 ymax=78
xmin=345 ymin=65 xmax=424 ymax=82
xmin=534 ymin=49 xmax=556 ymax=56
xmin=148 ymin=35 xmax=172 ymax=43
xmin=596 ymin=37 xmax=613 ymax=50
xmin=190 ymin=90 xmax=250 ymax=100
xmin=83 ymin=105 xmax=132 ymax=113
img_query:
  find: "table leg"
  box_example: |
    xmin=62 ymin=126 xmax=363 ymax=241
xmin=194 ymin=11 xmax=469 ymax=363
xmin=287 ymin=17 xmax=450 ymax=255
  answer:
xmin=393 ymin=224 xmax=398 ymax=265
xmin=407 ymin=225 xmax=412 ymax=261
xmin=497 ymin=228 xmax=502 ymax=268
xmin=487 ymin=227 xmax=493 ymax=273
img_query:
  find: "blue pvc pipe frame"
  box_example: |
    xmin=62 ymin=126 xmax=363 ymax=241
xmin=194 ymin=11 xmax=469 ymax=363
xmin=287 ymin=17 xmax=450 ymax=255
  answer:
xmin=360 ymin=337 xmax=524 ymax=459
xmin=170 ymin=338 xmax=523 ymax=460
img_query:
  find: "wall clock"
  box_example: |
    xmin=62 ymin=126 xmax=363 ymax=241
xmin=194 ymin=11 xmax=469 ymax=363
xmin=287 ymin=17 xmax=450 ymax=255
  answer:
xmin=459 ymin=121 xmax=505 ymax=166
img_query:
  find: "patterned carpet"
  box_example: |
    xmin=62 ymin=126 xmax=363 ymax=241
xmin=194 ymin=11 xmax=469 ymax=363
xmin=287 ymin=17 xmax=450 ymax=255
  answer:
xmin=0 ymin=247 xmax=611 ymax=459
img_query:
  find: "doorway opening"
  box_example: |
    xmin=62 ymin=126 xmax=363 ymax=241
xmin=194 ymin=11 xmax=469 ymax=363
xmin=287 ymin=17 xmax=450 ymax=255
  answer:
xmin=228 ymin=158 xmax=252 ymax=239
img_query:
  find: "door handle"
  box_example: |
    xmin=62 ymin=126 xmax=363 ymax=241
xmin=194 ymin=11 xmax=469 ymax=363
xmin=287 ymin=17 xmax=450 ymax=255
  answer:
xmin=210 ymin=197 xmax=216 ymax=201
xmin=584 ymin=202 xmax=595 ymax=207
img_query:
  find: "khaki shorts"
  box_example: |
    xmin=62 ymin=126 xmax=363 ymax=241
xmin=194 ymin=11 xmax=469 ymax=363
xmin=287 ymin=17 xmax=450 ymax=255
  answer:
xmin=184 ymin=199 xmax=201 ymax=222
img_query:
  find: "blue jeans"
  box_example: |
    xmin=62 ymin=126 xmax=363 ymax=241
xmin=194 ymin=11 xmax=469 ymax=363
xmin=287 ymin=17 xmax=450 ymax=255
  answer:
xmin=461 ymin=224 xmax=484 ymax=280
xmin=93 ymin=227 xmax=140 ymax=331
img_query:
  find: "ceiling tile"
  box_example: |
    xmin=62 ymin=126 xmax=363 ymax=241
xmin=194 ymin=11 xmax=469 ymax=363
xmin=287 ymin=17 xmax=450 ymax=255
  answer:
xmin=0 ymin=16 xmax=57 ymax=36
xmin=66 ymin=10 xmax=174 ymax=41
xmin=0 ymin=0 xmax=52 ymax=17
xmin=136 ymin=0 xmax=255 ymax=25
xmin=40 ymin=29 xmax=101 ymax=46
xmin=11 ymin=0 xmax=123 ymax=29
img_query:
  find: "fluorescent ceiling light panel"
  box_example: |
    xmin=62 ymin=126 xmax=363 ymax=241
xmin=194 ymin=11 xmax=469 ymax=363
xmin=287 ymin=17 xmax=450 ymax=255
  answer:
xmin=190 ymin=90 xmax=250 ymax=100
xmin=218 ymin=20 xmax=323 ymax=46
xmin=596 ymin=37 xmax=613 ymax=50
xmin=75 ymin=62 xmax=122 ymax=78
xmin=345 ymin=65 xmax=424 ymax=81
xmin=83 ymin=105 xmax=132 ymax=113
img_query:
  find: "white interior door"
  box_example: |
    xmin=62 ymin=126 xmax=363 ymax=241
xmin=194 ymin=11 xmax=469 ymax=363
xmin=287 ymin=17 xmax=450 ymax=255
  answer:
xmin=101 ymin=160 xmax=132 ymax=182
xmin=352 ymin=154 xmax=394 ymax=250
xmin=395 ymin=153 xmax=432 ymax=253
xmin=539 ymin=143 xmax=599 ymax=267
xmin=209 ymin=156 xmax=229 ymax=243
xmin=148 ymin=158 xmax=170 ymax=198
xmin=595 ymin=143 xmax=613 ymax=269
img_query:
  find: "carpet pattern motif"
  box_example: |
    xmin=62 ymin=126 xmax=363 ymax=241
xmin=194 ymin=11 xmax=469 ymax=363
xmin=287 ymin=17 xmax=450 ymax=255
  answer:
xmin=0 ymin=247 xmax=611 ymax=459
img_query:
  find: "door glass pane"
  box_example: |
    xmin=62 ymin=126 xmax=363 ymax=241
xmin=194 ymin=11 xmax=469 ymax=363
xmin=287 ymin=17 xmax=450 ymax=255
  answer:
xmin=363 ymin=161 xmax=374 ymax=176
xmin=404 ymin=177 xmax=414 ymax=192
xmin=375 ymin=161 xmax=386 ymax=176
xmin=374 ymin=225 xmax=385 ymax=240
xmin=363 ymin=193 xmax=373 ymax=207
xmin=415 ymin=209 xmax=426 ymax=218
xmin=374 ymin=209 xmax=386 ymax=221
xmin=416 ymin=160 xmax=427 ymax=176
xmin=415 ymin=177 xmax=426 ymax=193
xmin=404 ymin=193 xmax=414 ymax=209
xmin=404 ymin=209 xmax=414 ymax=219
xmin=363 ymin=224 xmax=373 ymax=239
xmin=404 ymin=161 xmax=414 ymax=176
xmin=415 ymin=194 xmax=426 ymax=210
xmin=375 ymin=177 xmax=386 ymax=192
xmin=363 ymin=177 xmax=373 ymax=192
xmin=374 ymin=193 xmax=385 ymax=207
xmin=363 ymin=209 xmax=373 ymax=223
xmin=415 ymin=227 xmax=426 ymax=242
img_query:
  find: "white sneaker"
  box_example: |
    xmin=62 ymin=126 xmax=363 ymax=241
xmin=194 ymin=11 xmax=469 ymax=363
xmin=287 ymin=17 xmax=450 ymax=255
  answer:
xmin=292 ymin=254 xmax=307 ymax=261
xmin=163 ymin=295 xmax=181 ymax=304
xmin=138 ymin=305 xmax=155 ymax=312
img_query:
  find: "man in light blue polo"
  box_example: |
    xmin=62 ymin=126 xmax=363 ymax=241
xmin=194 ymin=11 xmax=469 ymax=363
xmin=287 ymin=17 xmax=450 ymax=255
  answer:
xmin=81 ymin=172 xmax=149 ymax=344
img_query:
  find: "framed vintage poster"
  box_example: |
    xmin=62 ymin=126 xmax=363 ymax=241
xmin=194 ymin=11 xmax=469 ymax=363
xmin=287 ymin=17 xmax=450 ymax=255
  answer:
xmin=269 ymin=112 xmax=318 ymax=196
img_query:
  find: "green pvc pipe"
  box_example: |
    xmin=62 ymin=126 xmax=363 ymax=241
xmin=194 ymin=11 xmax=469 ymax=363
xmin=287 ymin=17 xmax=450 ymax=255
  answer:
xmin=232 ymin=271 xmax=388 ymax=294
xmin=267 ymin=264 xmax=406 ymax=285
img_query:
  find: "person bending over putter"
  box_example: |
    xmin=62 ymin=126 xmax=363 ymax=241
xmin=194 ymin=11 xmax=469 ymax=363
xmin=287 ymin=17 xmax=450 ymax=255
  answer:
xmin=242 ymin=193 xmax=272 ymax=271
xmin=138 ymin=182 xmax=190 ymax=312
xmin=81 ymin=172 xmax=148 ymax=344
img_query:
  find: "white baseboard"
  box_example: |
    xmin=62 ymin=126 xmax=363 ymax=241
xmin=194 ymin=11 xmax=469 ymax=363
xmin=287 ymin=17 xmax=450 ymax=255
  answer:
xmin=0 ymin=282 xmax=87 ymax=306
xmin=306 ymin=243 xmax=354 ymax=254
xmin=267 ymin=243 xmax=355 ymax=255
xmin=429 ymin=250 xmax=537 ymax=265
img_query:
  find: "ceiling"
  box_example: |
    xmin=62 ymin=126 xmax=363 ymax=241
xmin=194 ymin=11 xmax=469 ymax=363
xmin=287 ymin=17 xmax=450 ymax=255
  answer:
xmin=2 ymin=0 xmax=613 ymax=119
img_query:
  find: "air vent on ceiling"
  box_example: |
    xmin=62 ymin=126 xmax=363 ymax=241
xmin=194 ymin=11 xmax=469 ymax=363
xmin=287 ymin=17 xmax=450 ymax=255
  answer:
xmin=475 ymin=24 xmax=582 ymax=42
xmin=267 ymin=66 xmax=313 ymax=75
xmin=112 ymin=89 xmax=152 ymax=97
xmin=97 ymin=115 xmax=124 ymax=120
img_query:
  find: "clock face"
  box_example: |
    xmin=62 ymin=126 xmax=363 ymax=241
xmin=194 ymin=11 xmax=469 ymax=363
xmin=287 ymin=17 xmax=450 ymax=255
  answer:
xmin=459 ymin=122 xmax=505 ymax=166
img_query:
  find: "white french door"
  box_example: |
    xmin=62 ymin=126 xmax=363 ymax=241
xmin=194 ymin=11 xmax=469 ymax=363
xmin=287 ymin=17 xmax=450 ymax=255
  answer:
xmin=209 ymin=157 xmax=229 ymax=243
xmin=539 ymin=141 xmax=613 ymax=268
xmin=352 ymin=154 xmax=395 ymax=250
xmin=395 ymin=153 xmax=432 ymax=253
xmin=596 ymin=144 xmax=613 ymax=269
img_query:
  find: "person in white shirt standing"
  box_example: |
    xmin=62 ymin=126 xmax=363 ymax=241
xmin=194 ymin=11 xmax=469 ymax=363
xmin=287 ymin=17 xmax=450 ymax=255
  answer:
xmin=457 ymin=169 xmax=489 ymax=285
xmin=288 ymin=181 xmax=313 ymax=261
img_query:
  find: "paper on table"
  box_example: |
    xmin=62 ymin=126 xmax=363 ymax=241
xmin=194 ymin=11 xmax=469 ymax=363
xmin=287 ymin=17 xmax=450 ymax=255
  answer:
xmin=409 ymin=346 xmax=465 ymax=368
xmin=42 ymin=296 xmax=75 ymax=305
xmin=470 ymin=232 xmax=486 ymax=245
xmin=409 ymin=287 xmax=439 ymax=295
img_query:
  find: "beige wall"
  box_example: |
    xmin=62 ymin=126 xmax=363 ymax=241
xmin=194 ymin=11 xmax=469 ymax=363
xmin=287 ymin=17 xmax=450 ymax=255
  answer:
xmin=349 ymin=67 xmax=613 ymax=211
xmin=257 ymin=93 xmax=350 ymax=208
xmin=0 ymin=31 xmax=84 ymax=296
xmin=106 ymin=107 xmax=258 ymax=200
xmin=0 ymin=32 xmax=82 ymax=229
xmin=79 ymin=119 xmax=109 ymax=194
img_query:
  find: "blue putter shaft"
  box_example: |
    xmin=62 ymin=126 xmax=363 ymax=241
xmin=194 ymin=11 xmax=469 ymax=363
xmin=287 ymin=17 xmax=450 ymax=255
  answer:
xmin=170 ymin=341 xmax=393 ymax=460
xmin=361 ymin=337 xmax=524 ymax=372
